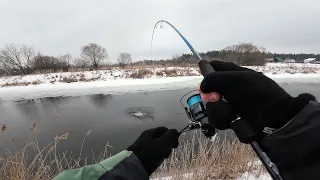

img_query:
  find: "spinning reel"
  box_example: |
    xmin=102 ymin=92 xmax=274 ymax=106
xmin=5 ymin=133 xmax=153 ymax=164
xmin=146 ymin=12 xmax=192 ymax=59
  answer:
xmin=179 ymin=91 xmax=216 ymax=139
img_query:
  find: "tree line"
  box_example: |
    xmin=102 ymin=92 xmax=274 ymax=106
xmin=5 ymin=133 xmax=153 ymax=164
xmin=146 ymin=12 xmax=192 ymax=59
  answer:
xmin=132 ymin=43 xmax=320 ymax=67
xmin=1 ymin=42 xmax=319 ymax=76
xmin=0 ymin=43 xmax=134 ymax=76
xmin=132 ymin=43 xmax=268 ymax=67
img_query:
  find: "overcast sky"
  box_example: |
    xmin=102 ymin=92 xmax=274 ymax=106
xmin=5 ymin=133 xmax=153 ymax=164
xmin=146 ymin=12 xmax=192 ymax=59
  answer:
xmin=0 ymin=0 xmax=319 ymax=62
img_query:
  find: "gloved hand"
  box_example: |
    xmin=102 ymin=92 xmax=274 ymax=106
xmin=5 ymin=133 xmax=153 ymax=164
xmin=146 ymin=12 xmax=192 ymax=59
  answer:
xmin=199 ymin=61 xmax=316 ymax=138
xmin=127 ymin=127 xmax=179 ymax=175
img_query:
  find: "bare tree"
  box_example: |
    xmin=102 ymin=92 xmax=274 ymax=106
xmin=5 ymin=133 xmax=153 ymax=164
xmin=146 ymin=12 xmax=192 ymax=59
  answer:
xmin=74 ymin=58 xmax=89 ymax=68
xmin=223 ymin=43 xmax=266 ymax=66
xmin=171 ymin=54 xmax=180 ymax=66
xmin=81 ymin=43 xmax=108 ymax=69
xmin=0 ymin=44 xmax=35 ymax=75
xmin=117 ymin=53 xmax=132 ymax=68
xmin=58 ymin=53 xmax=73 ymax=70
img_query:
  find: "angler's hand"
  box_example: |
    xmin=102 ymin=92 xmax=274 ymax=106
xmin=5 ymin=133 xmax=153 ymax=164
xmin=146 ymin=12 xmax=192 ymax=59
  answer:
xmin=198 ymin=61 xmax=316 ymax=138
xmin=127 ymin=127 xmax=179 ymax=175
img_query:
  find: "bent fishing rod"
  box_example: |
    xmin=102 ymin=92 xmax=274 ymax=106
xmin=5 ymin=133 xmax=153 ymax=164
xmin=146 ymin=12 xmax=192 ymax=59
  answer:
xmin=151 ymin=20 xmax=215 ymax=76
xmin=151 ymin=20 xmax=283 ymax=180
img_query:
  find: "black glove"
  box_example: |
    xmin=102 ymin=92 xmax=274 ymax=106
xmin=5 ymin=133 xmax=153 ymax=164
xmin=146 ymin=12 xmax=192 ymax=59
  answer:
xmin=200 ymin=61 xmax=316 ymax=138
xmin=127 ymin=127 xmax=179 ymax=175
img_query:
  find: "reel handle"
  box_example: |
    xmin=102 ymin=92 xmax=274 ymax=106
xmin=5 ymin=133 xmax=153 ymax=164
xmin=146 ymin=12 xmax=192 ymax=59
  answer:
xmin=198 ymin=60 xmax=222 ymax=101
xmin=201 ymin=123 xmax=216 ymax=138
xmin=198 ymin=60 xmax=215 ymax=76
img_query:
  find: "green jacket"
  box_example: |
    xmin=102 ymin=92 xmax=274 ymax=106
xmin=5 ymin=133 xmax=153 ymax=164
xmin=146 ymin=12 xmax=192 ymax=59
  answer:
xmin=53 ymin=150 xmax=148 ymax=180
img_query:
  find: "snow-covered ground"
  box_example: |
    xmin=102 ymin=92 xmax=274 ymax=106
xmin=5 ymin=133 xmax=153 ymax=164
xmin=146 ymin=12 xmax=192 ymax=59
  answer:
xmin=153 ymin=172 xmax=271 ymax=180
xmin=1 ymin=63 xmax=320 ymax=101
xmin=152 ymin=160 xmax=271 ymax=180
xmin=237 ymin=172 xmax=271 ymax=180
xmin=1 ymin=63 xmax=320 ymax=85
xmin=1 ymin=63 xmax=320 ymax=88
xmin=0 ymin=67 xmax=200 ymax=87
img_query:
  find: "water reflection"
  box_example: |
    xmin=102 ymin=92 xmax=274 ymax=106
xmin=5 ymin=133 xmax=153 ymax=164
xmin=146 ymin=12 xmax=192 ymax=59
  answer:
xmin=15 ymin=99 xmax=36 ymax=104
xmin=142 ymin=92 xmax=148 ymax=96
xmin=88 ymin=94 xmax=113 ymax=107
xmin=41 ymin=96 xmax=72 ymax=103
xmin=15 ymin=99 xmax=39 ymax=121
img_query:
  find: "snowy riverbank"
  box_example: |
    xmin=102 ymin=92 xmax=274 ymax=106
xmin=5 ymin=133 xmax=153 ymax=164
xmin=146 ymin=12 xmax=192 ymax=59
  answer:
xmin=1 ymin=63 xmax=320 ymax=101
xmin=1 ymin=73 xmax=320 ymax=101
xmin=1 ymin=63 xmax=320 ymax=88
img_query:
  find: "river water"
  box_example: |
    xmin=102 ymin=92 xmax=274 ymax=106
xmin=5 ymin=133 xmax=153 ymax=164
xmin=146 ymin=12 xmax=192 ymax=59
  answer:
xmin=0 ymin=82 xmax=319 ymax=159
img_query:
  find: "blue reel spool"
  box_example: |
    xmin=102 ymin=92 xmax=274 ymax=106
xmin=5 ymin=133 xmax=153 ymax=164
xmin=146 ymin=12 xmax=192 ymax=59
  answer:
xmin=187 ymin=94 xmax=202 ymax=107
xmin=186 ymin=94 xmax=207 ymax=121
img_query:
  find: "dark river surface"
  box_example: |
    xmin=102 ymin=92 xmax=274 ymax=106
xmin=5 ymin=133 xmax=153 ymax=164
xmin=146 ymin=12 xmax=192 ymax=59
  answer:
xmin=1 ymin=83 xmax=320 ymax=159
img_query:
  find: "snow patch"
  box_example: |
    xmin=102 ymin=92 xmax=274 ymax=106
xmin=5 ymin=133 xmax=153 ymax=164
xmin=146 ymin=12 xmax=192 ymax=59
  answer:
xmin=247 ymin=160 xmax=262 ymax=167
xmin=237 ymin=172 xmax=271 ymax=180
xmin=152 ymin=173 xmax=193 ymax=180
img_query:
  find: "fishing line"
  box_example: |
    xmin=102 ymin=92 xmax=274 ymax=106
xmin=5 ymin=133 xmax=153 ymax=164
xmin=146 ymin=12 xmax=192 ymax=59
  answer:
xmin=150 ymin=20 xmax=194 ymax=66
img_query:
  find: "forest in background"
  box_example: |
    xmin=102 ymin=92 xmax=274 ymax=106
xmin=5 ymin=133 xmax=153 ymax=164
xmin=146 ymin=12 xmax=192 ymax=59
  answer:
xmin=1 ymin=42 xmax=319 ymax=76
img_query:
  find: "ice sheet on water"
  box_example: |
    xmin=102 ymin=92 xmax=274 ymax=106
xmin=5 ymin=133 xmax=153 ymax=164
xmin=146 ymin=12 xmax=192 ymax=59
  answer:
xmin=125 ymin=106 xmax=155 ymax=121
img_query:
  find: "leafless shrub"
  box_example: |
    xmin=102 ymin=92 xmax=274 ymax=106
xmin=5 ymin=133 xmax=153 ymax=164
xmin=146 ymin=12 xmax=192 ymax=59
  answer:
xmin=0 ymin=44 xmax=35 ymax=75
xmin=302 ymin=68 xmax=316 ymax=74
xmin=79 ymin=74 xmax=86 ymax=81
xmin=117 ymin=53 xmax=132 ymax=68
xmin=31 ymin=80 xmax=41 ymax=85
xmin=164 ymin=69 xmax=179 ymax=77
xmin=58 ymin=53 xmax=73 ymax=71
xmin=1 ymin=81 xmax=31 ymax=87
xmin=285 ymin=69 xmax=295 ymax=74
xmin=32 ymin=54 xmax=69 ymax=73
xmin=156 ymin=71 xmax=163 ymax=76
xmin=73 ymin=58 xmax=90 ymax=69
xmin=60 ymin=76 xmax=78 ymax=83
xmin=222 ymin=43 xmax=267 ymax=66
xmin=130 ymin=69 xmax=153 ymax=79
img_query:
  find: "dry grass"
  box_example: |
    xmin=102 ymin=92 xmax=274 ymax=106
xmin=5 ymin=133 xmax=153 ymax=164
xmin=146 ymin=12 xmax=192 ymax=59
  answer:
xmin=1 ymin=81 xmax=31 ymax=87
xmin=155 ymin=67 xmax=198 ymax=77
xmin=129 ymin=69 xmax=154 ymax=79
xmin=31 ymin=80 xmax=41 ymax=85
xmin=1 ymin=80 xmax=40 ymax=87
xmin=302 ymin=68 xmax=317 ymax=74
xmin=79 ymin=74 xmax=86 ymax=82
xmin=0 ymin=130 xmax=112 ymax=180
xmin=164 ymin=69 xmax=179 ymax=77
xmin=0 ymin=127 xmax=265 ymax=180
xmin=152 ymin=132 xmax=265 ymax=180
xmin=29 ymin=65 xmax=195 ymax=75
xmin=31 ymin=67 xmax=92 ymax=75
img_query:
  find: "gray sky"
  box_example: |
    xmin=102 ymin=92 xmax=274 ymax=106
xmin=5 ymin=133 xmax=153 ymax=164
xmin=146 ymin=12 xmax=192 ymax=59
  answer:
xmin=0 ymin=0 xmax=319 ymax=62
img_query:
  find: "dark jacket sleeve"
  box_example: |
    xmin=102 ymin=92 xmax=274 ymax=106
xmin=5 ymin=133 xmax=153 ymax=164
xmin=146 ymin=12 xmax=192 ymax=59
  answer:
xmin=259 ymin=101 xmax=320 ymax=180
